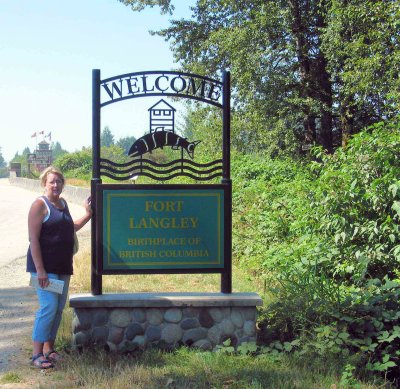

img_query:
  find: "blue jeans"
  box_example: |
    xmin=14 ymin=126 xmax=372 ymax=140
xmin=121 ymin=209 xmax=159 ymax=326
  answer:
xmin=31 ymin=273 xmax=71 ymax=343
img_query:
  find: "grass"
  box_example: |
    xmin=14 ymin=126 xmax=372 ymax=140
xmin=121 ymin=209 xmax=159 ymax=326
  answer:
xmin=48 ymin=349 xmax=332 ymax=388
xmin=65 ymin=178 xmax=90 ymax=187
xmin=0 ymin=371 xmax=23 ymax=384
xmin=8 ymin=345 xmax=384 ymax=389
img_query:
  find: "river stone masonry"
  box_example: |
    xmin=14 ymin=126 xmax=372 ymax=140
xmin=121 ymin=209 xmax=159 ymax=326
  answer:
xmin=70 ymin=292 xmax=263 ymax=352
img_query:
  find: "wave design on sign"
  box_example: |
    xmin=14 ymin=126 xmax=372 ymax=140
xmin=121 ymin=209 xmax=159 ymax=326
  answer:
xmin=100 ymin=157 xmax=223 ymax=181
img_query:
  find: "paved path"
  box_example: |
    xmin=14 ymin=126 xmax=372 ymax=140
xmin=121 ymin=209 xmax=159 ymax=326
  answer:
xmin=0 ymin=178 xmax=90 ymax=373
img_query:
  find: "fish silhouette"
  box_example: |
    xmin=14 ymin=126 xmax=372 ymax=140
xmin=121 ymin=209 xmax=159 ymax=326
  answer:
xmin=128 ymin=131 xmax=201 ymax=159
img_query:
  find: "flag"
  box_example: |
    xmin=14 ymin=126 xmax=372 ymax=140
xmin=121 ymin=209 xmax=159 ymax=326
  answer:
xmin=31 ymin=132 xmax=37 ymax=138
xmin=38 ymin=130 xmax=44 ymax=135
xmin=46 ymin=132 xmax=52 ymax=141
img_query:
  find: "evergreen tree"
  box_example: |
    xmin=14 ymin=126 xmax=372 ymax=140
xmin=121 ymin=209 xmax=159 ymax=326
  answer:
xmin=101 ymin=126 xmax=115 ymax=147
xmin=0 ymin=147 xmax=6 ymax=168
xmin=51 ymin=141 xmax=68 ymax=160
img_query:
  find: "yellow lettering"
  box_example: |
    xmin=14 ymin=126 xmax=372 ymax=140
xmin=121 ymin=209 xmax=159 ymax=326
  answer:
xmin=119 ymin=250 xmax=158 ymax=258
xmin=138 ymin=218 xmax=147 ymax=228
xmin=145 ymin=200 xmax=184 ymax=212
xmin=160 ymin=218 xmax=170 ymax=228
xmin=129 ymin=217 xmax=198 ymax=229
xmin=157 ymin=249 xmax=209 ymax=258
xmin=149 ymin=218 xmax=159 ymax=228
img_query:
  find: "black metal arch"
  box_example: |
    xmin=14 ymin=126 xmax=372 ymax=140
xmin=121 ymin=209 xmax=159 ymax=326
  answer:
xmin=92 ymin=69 xmax=231 ymax=182
xmin=100 ymin=70 xmax=224 ymax=108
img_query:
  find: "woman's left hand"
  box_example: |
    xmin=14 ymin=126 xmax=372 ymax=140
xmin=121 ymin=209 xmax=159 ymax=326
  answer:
xmin=84 ymin=196 xmax=92 ymax=215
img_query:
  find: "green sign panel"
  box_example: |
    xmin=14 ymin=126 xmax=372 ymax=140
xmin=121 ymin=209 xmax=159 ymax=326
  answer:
xmin=102 ymin=189 xmax=224 ymax=270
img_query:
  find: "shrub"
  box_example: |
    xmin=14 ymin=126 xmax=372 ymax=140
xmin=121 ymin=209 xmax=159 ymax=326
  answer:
xmin=231 ymin=117 xmax=400 ymax=383
xmin=55 ymin=148 xmax=92 ymax=176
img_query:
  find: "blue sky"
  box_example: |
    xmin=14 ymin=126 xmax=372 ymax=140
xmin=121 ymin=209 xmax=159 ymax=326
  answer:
xmin=0 ymin=0 xmax=193 ymax=163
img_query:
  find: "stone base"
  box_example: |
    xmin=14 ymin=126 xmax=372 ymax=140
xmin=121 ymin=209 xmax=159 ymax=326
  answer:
xmin=69 ymin=292 xmax=263 ymax=352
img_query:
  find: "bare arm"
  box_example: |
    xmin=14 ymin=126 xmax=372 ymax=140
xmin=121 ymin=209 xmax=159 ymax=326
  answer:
xmin=28 ymin=198 xmax=48 ymax=287
xmin=73 ymin=196 xmax=92 ymax=232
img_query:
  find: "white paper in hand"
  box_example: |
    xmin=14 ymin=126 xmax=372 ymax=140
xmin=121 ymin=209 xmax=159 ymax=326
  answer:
xmin=29 ymin=275 xmax=64 ymax=294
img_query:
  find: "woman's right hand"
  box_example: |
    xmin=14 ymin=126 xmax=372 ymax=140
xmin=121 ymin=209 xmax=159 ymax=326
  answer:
xmin=37 ymin=271 xmax=49 ymax=288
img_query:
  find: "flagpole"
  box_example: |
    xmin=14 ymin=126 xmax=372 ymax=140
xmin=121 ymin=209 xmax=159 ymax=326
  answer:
xmin=33 ymin=132 xmax=37 ymax=153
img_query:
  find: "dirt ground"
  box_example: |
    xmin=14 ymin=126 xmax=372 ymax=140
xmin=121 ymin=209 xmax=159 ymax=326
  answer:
xmin=0 ymin=257 xmax=36 ymax=375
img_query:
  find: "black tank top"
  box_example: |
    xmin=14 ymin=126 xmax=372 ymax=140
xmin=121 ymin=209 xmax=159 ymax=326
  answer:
xmin=27 ymin=196 xmax=74 ymax=275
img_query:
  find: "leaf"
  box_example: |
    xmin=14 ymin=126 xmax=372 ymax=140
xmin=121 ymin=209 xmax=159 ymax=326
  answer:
xmin=237 ymin=342 xmax=258 ymax=355
xmin=223 ymin=338 xmax=232 ymax=347
xmin=391 ymin=201 xmax=400 ymax=217
xmin=283 ymin=342 xmax=293 ymax=352
xmin=389 ymin=183 xmax=400 ymax=198
xmin=377 ymin=331 xmax=389 ymax=341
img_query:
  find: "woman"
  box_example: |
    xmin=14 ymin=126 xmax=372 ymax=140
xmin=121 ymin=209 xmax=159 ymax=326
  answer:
xmin=27 ymin=166 xmax=92 ymax=369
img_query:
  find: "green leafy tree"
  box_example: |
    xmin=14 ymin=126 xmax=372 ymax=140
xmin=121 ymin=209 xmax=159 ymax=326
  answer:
xmin=101 ymin=144 xmax=129 ymax=164
xmin=100 ymin=126 xmax=115 ymax=148
xmin=55 ymin=148 xmax=92 ymax=178
xmin=321 ymin=0 xmax=400 ymax=146
xmin=119 ymin=0 xmax=172 ymax=13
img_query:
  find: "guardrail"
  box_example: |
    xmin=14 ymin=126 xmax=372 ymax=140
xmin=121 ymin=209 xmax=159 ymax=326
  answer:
xmin=9 ymin=171 xmax=90 ymax=206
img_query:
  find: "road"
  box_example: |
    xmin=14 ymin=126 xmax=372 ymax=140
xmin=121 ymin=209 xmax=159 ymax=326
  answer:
xmin=0 ymin=178 xmax=90 ymax=274
xmin=0 ymin=178 xmax=90 ymax=373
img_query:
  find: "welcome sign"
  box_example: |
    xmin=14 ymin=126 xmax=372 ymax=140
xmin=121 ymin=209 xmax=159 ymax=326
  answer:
xmin=91 ymin=68 xmax=231 ymax=293
xmin=97 ymin=185 xmax=226 ymax=273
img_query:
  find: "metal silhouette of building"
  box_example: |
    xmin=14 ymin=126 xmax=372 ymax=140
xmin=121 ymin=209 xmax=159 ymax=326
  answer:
xmin=148 ymin=99 xmax=176 ymax=133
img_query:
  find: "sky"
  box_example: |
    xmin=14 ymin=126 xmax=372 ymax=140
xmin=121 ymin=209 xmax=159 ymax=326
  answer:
xmin=0 ymin=0 xmax=194 ymax=163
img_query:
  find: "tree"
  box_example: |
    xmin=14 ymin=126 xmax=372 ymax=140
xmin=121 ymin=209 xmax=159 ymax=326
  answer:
xmin=119 ymin=0 xmax=172 ymax=14
xmin=9 ymin=147 xmax=31 ymax=177
xmin=116 ymin=136 xmax=136 ymax=155
xmin=100 ymin=126 xmax=115 ymax=148
xmin=11 ymin=147 xmax=31 ymax=163
xmin=120 ymin=0 xmax=335 ymax=152
xmin=0 ymin=147 xmax=7 ymax=178
xmin=51 ymin=141 xmax=68 ymax=160
xmin=0 ymin=147 xmax=6 ymax=168
xmin=321 ymin=0 xmax=400 ymax=146
xmin=119 ymin=0 xmax=399 ymax=153
xmin=55 ymin=148 xmax=92 ymax=176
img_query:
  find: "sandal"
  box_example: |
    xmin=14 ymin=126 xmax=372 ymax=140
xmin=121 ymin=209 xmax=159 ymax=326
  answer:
xmin=31 ymin=353 xmax=54 ymax=369
xmin=44 ymin=350 xmax=62 ymax=363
